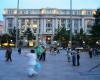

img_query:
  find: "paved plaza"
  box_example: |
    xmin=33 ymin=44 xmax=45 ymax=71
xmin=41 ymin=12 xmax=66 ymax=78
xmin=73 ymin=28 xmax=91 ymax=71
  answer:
xmin=0 ymin=48 xmax=100 ymax=80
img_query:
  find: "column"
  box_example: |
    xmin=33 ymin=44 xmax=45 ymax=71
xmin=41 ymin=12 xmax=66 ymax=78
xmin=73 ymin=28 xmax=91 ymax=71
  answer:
xmin=40 ymin=18 xmax=44 ymax=33
xmin=59 ymin=19 xmax=61 ymax=28
xmin=39 ymin=17 xmax=42 ymax=44
xmin=25 ymin=19 xmax=27 ymax=26
xmin=84 ymin=19 xmax=87 ymax=33
xmin=43 ymin=18 xmax=46 ymax=33
xmin=30 ymin=19 xmax=33 ymax=33
xmin=66 ymin=19 xmax=68 ymax=30
xmin=78 ymin=19 xmax=80 ymax=33
xmin=52 ymin=18 xmax=55 ymax=34
xmin=18 ymin=19 xmax=21 ymax=29
xmin=55 ymin=18 xmax=58 ymax=29
xmin=3 ymin=17 xmax=8 ymax=33
xmin=72 ymin=19 xmax=74 ymax=33
xmin=14 ymin=16 xmax=18 ymax=28
xmin=37 ymin=19 xmax=40 ymax=44
xmin=82 ymin=17 xmax=85 ymax=32
xmin=36 ymin=19 xmax=39 ymax=34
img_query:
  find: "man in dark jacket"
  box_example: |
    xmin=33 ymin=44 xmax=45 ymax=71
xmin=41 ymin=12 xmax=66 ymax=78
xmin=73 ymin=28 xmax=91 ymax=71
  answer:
xmin=5 ymin=47 xmax=12 ymax=62
xmin=76 ymin=49 xmax=80 ymax=66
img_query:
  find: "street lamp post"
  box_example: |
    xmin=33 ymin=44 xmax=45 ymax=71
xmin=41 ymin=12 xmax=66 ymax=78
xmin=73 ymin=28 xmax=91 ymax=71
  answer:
xmin=16 ymin=0 xmax=19 ymax=48
xmin=68 ymin=0 xmax=72 ymax=48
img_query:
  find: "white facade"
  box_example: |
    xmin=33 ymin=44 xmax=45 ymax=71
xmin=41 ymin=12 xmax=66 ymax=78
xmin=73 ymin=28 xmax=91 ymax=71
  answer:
xmin=3 ymin=8 xmax=96 ymax=44
xmin=0 ymin=21 xmax=4 ymax=34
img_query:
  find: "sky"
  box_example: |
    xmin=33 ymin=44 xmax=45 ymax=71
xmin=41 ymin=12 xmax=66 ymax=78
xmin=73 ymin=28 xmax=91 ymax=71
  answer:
xmin=0 ymin=0 xmax=100 ymax=20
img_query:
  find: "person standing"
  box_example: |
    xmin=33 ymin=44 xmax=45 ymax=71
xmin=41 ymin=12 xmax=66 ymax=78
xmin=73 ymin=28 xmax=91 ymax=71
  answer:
xmin=71 ymin=48 xmax=76 ymax=66
xmin=5 ymin=46 xmax=12 ymax=62
xmin=93 ymin=47 xmax=96 ymax=56
xmin=42 ymin=46 xmax=46 ymax=61
xmin=39 ymin=45 xmax=46 ymax=61
xmin=49 ymin=45 xmax=52 ymax=54
xmin=67 ymin=48 xmax=71 ymax=62
xmin=18 ymin=48 xmax=21 ymax=54
xmin=88 ymin=47 xmax=92 ymax=58
xmin=57 ymin=48 xmax=60 ymax=54
xmin=35 ymin=45 xmax=44 ymax=60
xmin=76 ymin=49 xmax=80 ymax=66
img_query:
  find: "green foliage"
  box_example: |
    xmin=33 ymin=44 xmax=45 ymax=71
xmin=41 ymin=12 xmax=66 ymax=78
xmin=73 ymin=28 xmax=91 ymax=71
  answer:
xmin=80 ymin=28 xmax=84 ymax=35
xmin=94 ymin=8 xmax=100 ymax=25
xmin=73 ymin=28 xmax=87 ymax=45
xmin=54 ymin=27 xmax=69 ymax=43
xmin=1 ymin=34 xmax=11 ymax=43
xmin=24 ymin=27 xmax=34 ymax=40
xmin=9 ymin=27 xmax=16 ymax=37
xmin=9 ymin=27 xmax=16 ymax=42
xmin=90 ymin=8 xmax=100 ymax=45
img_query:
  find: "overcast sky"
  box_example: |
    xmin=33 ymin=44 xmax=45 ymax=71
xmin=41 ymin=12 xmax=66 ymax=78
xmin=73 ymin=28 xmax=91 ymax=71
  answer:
xmin=0 ymin=0 xmax=100 ymax=20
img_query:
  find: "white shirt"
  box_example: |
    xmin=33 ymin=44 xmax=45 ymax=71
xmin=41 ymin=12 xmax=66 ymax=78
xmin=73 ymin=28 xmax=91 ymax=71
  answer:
xmin=26 ymin=53 xmax=37 ymax=66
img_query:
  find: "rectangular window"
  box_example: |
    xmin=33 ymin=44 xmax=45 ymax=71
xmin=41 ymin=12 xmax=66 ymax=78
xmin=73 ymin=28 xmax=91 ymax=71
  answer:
xmin=74 ymin=19 xmax=78 ymax=30
xmin=46 ymin=9 xmax=52 ymax=14
xmin=46 ymin=19 xmax=52 ymax=28
xmin=66 ymin=10 xmax=70 ymax=15
xmin=33 ymin=9 xmax=40 ymax=15
xmin=21 ymin=19 xmax=25 ymax=26
xmin=80 ymin=19 xmax=82 ymax=27
xmin=67 ymin=19 xmax=70 ymax=29
xmin=8 ymin=9 xmax=13 ymax=15
xmin=60 ymin=10 xmax=66 ymax=15
xmin=73 ymin=11 xmax=78 ymax=15
xmin=8 ymin=29 xmax=13 ymax=33
xmin=8 ymin=18 xmax=13 ymax=28
xmin=87 ymin=11 xmax=92 ymax=16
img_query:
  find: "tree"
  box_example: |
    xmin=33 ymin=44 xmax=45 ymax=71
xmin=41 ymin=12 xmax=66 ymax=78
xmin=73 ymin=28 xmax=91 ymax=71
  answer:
xmin=1 ymin=34 xmax=11 ymax=43
xmin=24 ymin=27 xmax=34 ymax=40
xmin=73 ymin=28 xmax=86 ymax=46
xmin=9 ymin=27 xmax=16 ymax=37
xmin=90 ymin=8 xmax=100 ymax=45
xmin=9 ymin=27 xmax=16 ymax=43
xmin=53 ymin=27 xmax=70 ymax=47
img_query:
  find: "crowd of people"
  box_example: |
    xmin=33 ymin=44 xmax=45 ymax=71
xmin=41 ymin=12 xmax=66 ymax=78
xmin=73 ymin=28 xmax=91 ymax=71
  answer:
xmin=3 ymin=43 xmax=100 ymax=77
xmin=88 ymin=46 xmax=100 ymax=58
xmin=66 ymin=48 xmax=81 ymax=66
xmin=66 ymin=44 xmax=100 ymax=66
xmin=4 ymin=44 xmax=47 ymax=77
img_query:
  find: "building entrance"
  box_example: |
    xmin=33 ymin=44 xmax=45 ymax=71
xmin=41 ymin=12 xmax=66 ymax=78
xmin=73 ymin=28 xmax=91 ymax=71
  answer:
xmin=46 ymin=36 xmax=51 ymax=44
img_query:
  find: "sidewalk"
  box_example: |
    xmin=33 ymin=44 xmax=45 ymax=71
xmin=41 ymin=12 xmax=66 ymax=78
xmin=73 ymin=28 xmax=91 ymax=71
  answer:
xmin=0 ymin=49 xmax=100 ymax=80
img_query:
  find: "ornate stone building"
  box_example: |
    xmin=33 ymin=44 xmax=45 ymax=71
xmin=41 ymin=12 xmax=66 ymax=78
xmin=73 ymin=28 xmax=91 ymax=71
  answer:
xmin=3 ymin=8 xmax=96 ymax=45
